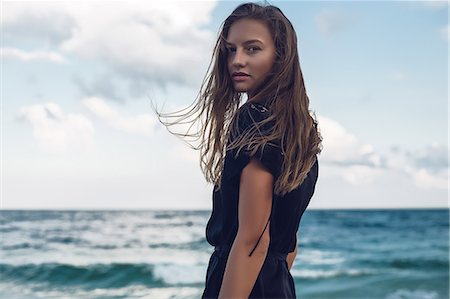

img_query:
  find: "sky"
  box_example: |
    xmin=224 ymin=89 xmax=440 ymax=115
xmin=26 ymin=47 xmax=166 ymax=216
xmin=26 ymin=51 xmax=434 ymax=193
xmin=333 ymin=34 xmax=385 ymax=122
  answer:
xmin=2 ymin=0 xmax=448 ymax=210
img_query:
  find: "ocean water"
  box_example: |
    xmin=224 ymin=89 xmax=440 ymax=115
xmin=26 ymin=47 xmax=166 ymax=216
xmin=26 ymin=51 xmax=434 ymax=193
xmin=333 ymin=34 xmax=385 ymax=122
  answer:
xmin=0 ymin=209 xmax=448 ymax=299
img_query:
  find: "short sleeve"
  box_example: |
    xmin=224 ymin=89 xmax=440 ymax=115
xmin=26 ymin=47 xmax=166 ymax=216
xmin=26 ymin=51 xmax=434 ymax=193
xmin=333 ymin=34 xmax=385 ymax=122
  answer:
xmin=223 ymin=103 xmax=284 ymax=181
xmin=247 ymin=138 xmax=283 ymax=178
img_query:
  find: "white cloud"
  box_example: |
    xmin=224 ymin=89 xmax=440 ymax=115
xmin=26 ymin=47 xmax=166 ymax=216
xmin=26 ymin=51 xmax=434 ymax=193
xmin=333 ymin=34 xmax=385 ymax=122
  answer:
xmin=421 ymin=0 xmax=449 ymax=9
xmin=82 ymin=96 xmax=157 ymax=136
xmin=318 ymin=115 xmax=385 ymax=185
xmin=317 ymin=115 xmax=448 ymax=190
xmin=18 ymin=102 xmax=95 ymax=153
xmin=3 ymin=2 xmax=75 ymax=44
xmin=409 ymin=168 xmax=448 ymax=190
xmin=401 ymin=143 xmax=448 ymax=190
xmin=339 ymin=165 xmax=383 ymax=185
xmin=318 ymin=115 xmax=383 ymax=167
xmin=2 ymin=47 xmax=67 ymax=63
xmin=3 ymin=1 xmax=217 ymax=88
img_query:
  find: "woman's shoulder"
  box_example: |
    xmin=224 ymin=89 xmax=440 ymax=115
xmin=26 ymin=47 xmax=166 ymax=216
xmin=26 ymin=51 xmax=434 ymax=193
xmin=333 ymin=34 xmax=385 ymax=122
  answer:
xmin=239 ymin=101 xmax=270 ymax=116
xmin=247 ymin=101 xmax=269 ymax=114
xmin=236 ymin=101 xmax=272 ymax=132
xmin=227 ymin=100 xmax=277 ymax=149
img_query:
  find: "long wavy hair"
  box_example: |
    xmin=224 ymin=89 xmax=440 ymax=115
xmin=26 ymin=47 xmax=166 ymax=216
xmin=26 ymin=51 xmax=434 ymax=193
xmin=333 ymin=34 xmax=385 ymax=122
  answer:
xmin=151 ymin=1 xmax=323 ymax=197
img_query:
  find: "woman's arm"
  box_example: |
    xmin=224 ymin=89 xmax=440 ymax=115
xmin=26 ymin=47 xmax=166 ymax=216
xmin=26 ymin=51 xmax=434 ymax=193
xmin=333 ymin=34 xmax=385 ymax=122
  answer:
xmin=218 ymin=158 xmax=274 ymax=299
xmin=286 ymin=236 xmax=298 ymax=271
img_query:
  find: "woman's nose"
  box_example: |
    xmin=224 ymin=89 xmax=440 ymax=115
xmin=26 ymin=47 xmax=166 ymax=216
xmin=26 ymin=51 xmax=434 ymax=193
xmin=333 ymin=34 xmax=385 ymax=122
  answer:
xmin=231 ymin=49 xmax=246 ymax=67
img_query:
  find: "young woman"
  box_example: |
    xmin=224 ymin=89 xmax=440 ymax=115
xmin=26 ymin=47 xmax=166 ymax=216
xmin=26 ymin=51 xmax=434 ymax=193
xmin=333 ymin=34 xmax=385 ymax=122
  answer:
xmin=154 ymin=2 xmax=322 ymax=298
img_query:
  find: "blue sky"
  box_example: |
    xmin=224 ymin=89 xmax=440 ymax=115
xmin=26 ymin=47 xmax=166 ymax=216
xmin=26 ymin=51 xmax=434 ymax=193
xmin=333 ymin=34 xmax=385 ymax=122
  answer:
xmin=2 ymin=0 xmax=448 ymax=210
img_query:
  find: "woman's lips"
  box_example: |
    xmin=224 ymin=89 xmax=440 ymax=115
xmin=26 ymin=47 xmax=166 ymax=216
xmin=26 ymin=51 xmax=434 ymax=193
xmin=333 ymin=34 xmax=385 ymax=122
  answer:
xmin=233 ymin=75 xmax=250 ymax=81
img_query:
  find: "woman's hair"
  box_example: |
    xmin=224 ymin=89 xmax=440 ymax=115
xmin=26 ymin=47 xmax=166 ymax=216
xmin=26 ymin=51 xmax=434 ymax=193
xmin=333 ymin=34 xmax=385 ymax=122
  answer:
xmin=151 ymin=1 xmax=323 ymax=196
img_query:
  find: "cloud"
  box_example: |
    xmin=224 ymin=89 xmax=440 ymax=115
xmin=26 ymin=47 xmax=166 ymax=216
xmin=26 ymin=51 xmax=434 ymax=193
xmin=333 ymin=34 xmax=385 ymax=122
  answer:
xmin=18 ymin=103 xmax=95 ymax=153
xmin=406 ymin=143 xmax=448 ymax=173
xmin=409 ymin=168 xmax=448 ymax=190
xmin=2 ymin=47 xmax=67 ymax=63
xmin=82 ymin=96 xmax=157 ymax=136
xmin=384 ymin=143 xmax=448 ymax=190
xmin=403 ymin=143 xmax=448 ymax=189
xmin=421 ymin=0 xmax=449 ymax=10
xmin=317 ymin=115 xmax=388 ymax=185
xmin=73 ymin=74 xmax=123 ymax=102
xmin=318 ymin=116 xmax=384 ymax=168
xmin=3 ymin=1 xmax=217 ymax=92
xmin=3 ymin=2 xmax=75 ymax=44
xmin=318 ymin=115 xmax=448 ymax=189
xmin=315 ymin=9 xmax=360 ymax=38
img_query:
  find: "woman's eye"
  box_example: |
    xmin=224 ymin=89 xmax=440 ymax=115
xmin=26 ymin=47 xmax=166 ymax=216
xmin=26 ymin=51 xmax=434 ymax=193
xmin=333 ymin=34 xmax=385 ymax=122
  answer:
xmin=247 ymin=47 xmax=260 ymax=52
xmin=226 ymin=47 xmax=260 ymax=53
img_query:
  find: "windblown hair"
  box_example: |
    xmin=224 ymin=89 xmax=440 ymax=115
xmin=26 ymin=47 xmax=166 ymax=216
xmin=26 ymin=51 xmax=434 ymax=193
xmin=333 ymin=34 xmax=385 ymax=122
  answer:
xmin=152 ymin=1 xmax=323 ymax=196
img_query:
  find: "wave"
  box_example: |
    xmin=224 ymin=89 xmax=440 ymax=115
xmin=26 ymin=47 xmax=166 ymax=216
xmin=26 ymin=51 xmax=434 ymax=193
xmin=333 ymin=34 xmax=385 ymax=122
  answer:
xmin=385 ymin=288 xmax=441 ymax=299
xmin=388 ymin=258 xmax=448 ymax=271
xmin=360 ymin=257 xmax=449 ymax=271
xmin=0 ymin=262 xmax=165 ymax=288
xmin=292 ymin=268 xmax=377 ymax=279
xmin=1 ymin=242 xmax=47 ymax=250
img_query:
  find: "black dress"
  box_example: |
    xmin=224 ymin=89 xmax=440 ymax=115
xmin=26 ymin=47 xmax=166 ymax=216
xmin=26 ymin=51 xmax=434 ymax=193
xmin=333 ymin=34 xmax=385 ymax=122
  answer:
xmin=202 ymin=102 xmax=319 ymax=299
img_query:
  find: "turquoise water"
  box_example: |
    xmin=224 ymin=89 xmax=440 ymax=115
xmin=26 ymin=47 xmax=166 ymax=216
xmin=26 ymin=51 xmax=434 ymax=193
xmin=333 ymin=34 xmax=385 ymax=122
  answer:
xmin=0 ymin=209 xmax=448 ymax=298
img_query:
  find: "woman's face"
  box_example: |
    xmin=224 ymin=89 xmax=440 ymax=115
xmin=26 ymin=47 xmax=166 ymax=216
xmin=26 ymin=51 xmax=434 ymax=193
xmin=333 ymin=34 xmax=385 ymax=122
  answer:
xmin=226 ymin=18 xmax=276 ymax=99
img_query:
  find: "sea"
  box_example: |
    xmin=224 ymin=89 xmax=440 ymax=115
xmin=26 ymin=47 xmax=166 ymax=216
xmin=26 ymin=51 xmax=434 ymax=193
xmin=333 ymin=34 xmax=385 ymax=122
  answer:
xmin=0 ymin=209 xmax=448 ymax=299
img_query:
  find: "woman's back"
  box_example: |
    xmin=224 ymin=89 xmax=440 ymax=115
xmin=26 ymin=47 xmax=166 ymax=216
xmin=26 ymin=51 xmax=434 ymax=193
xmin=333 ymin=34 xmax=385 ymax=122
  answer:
xmin=202 ymin=102 xmax=319 ymax=298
